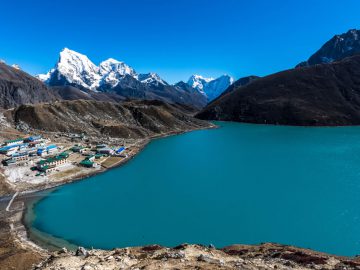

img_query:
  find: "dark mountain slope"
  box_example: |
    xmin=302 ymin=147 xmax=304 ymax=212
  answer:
xmin=51 ymin=86 xmax=125 ymax=103
xmin=53 ymin=81 xmax=207 ymax=109
xmin=146 ymin=83 xmax=207 ymax=109
xmin=197 ymin=55 xmax=360 ymax=126
xmin=0 ymin=63 xmax=58 ymax=109
xmin=217 ymin=75 xmax=259 ymax=98
xmin=6 ymin=99 xmax=211 ymax=138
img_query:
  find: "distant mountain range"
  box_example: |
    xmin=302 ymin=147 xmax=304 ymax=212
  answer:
xmin=4 ymin=28 xmax=360 ymax=126
xmin=198 ymin=28 xmax=360 ymax=126
xmin=37 ymin=48 xmax=233 ymax=107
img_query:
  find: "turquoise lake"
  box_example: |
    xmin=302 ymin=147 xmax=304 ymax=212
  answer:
xmin=28 ymin=122 xmax=360 ymax=256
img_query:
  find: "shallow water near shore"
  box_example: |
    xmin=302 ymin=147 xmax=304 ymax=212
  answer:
xmin=26 ymin=122 xmax=360 ymax=256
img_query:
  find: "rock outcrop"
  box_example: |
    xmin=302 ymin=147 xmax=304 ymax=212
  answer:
xmin=34 ymin=243 xmax=360 ymax=270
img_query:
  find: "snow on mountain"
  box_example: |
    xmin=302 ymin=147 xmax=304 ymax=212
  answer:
xmin=99 ymin=58 xmax=137 ymax=77
xmin=186 ymin=74 xmax=233 ymax=101
xmin=204 ymin=75 xmax=234 ymax=101
xmin=187 ymin=75 xmax=214 ymax=95
xmin=138 ymin=73 xmax=168 ymax=86
xmin=55 ymin=48 xmax=101 ymax=90
xmin=37 ymin=70 xmax=53 ymax=82
xmin=37 ymin=48 xmax=167 ymax=90
xmin=99 ymin=58 xmax=137 ymax=87
xmin=38 ymin=48 xmax=232 ymax=103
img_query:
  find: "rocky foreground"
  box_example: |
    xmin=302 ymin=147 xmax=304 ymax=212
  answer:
xmin=33 ymin=243 xmax=360 ymax=270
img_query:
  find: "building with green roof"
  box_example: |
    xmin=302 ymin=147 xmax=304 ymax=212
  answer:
xmin=37 ymin=152 xmax=69 ymax=171
xmin=79 ymin=159 xmax=95 ymax=168
xmin=3 ymin=138 xmax=24 ymax=146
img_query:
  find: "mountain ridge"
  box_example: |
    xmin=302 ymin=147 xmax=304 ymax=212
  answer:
xmin=297 ymin=29 xmax=360 ymax=67
xmin=197 ymin=54 xmax=360 ymax=126
xmin=37 ymin=48 xmax=233 ymax=107
xmin=0 ymin=62 xmax=59 ymax=109
xmin=6 ymin=99 xmax=211 ymax=138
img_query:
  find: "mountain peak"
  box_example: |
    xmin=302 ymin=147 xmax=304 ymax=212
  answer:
xmin=138 ymin=72 xmax=167 ymax=86
xmin=55 ymin=48 xmax=100 ymax=90
xmin=99 ymin=58 xmax=137 ymax=79
xmin=59 ymin=48 xmax=90 ymax=63
xmin=187 ymin=75 xmax=214 ymax=92
xmin=38 ymin=49 xmax=231 ymax=105
xmin=37 ymin=49 xmax=171 ymax=90
xmin=187 ymin=74 xmax=233 ymax=101
xmin=297 ymin=29 xmax=360 ymax=67
xmin=102 ymin=58 xmax=121 ymax=64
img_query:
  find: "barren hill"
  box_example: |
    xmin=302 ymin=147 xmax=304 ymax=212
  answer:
xmin=6 ymin=99 xmax=211 ymax=138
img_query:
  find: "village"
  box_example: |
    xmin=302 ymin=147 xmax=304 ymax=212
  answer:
xmin=0 ymin=134 xmax=134 ymax=191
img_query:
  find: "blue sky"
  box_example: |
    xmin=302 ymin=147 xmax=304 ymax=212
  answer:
xmin=1 ymin=0 xmax=360 ymax=83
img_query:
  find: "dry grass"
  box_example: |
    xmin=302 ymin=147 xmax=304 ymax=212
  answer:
xmin=101 ymin=157 xmax=123 ymax=168
xmin=51 ymin=167 xmax=82 ymax=181
xmin=0 ymin=171 xmax=13 ymax=196
xmin=0 ymin=218 xmax=45 ymax=270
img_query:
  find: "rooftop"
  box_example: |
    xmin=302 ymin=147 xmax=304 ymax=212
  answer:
xmin=80 ymin=159 xmax=94 ymax=166
xmin=4 ymin=138 xmax=24 ymax=144
xmin=38 ymin=152 xmax=69 ymax=165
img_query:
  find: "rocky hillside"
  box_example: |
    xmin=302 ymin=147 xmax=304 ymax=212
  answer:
xmin=0 ymin=63 xmax=58 ymax=109
xmin=35 ymin=243 xmax=360 ymax=270
xmin=197 ymin=55 xmax=360 ymax=126
xmin=5 ymin=99 xmax=211 ymax=138
xmin=297 ymin=29 xmax=360 ymax=67
xmin=51 ymin=85 xmax=125 ymax=103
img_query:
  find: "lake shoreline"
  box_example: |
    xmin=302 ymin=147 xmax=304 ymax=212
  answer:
xmin=4 ymin=122 xmax=360 ymax=269
xmin=0 ymin=123 xmax=219 ymax=269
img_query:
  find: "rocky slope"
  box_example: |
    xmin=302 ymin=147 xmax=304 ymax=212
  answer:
xmin=0 ymin=63 xmax=58 ymax=109
xmin=297 ymin=29 xmax=360 ymax=67
xmin=51 ymin=85 xmax=125 ymax=103
xmin=5 ymin=99 xmax=211 ymax=138
xmin=215 ymin=75 xmax=259 ymax=98
xmin=34 ymin=243 xmax=360 ymax=270
xmin=197 ymin=55 xmax=360 ymax=126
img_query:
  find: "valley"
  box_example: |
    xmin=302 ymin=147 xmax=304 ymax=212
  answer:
xmin=1 ymin=20 xmax=360 ymax=270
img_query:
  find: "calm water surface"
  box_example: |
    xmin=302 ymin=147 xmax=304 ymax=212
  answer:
xmin=28 ymin=122 xmax=360 ymax=255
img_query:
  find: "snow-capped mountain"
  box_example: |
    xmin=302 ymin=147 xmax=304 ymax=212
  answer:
xmin=138 ymin=73 xmax=168 ymax=87
xmin=297 ymin=29 xmax=360 ymax=67
xmin=99 ymin=58 xmax=137 ymax=88
xmin=187 ymin=75 xmax=214 ymax=94
xmin=186 ymin=74 xmax=234 ymax=101
xmin=39 ymin=48 xmax=101 ymax=90
xmin=37 ymin=48 xmax=167 ymax=91
xmin=38 ymin=48 xmax=209 ymax=108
